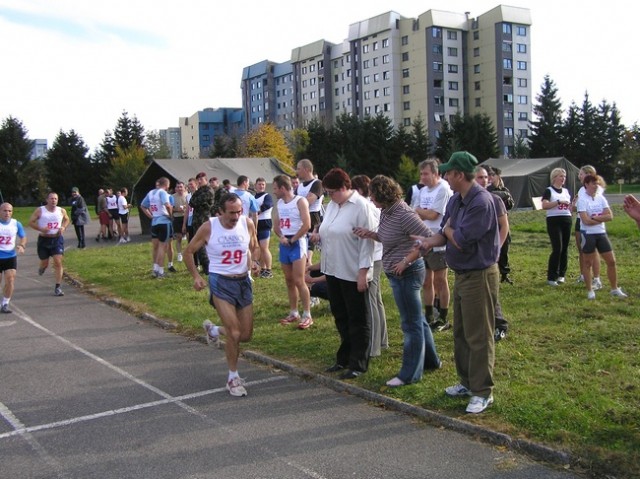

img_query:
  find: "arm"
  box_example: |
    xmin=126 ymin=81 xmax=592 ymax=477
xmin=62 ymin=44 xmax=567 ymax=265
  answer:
xmin=60 ymin=209 xmax=71 ymax=233
xmin=28 ymin=208 xmax=43 ymax=233
xmin=414 ymin=207 xmax=440 ymax=221
xmin=246 ymin=218 xmax=261 ymax=275
xmin=291 ymin=197 xmax=311 ymax=243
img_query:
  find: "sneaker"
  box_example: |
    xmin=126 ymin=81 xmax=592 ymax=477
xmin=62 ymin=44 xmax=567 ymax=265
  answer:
xmin=587 ymin=290 xmax=596 ymax=300
xmin=557 ymin=277 xmax=565 ymax=284
xmin=152 ymin=271 xmax=167 ymax=279
xmin=202 ymin=319 xmax=219 ymax=345
xmin=445 ymin=383 xmax=472 ymax=397
xmin=310 ymin=296 xmax=320 ymax=308
xmin=298 ymin=315 xmax=313 ymax=330
xmin=592 ymin=278 xmax=603 ymax=291
xmin=118 ymin=237 xmax=127 ymax=244
xmin=54 ymin=286 xmax=64 ymax=297
xmin=168 ymin=265 xmax=177 ymax=273
xmin=226 ymin=377 xmax=247 ymax=397
xmin=126 ymin=236 xmax=131 ymax=243
xmin=466 ymin=395 xmax=494 ymax=414
xmin=610 ymin=288 xmax=628 ymax=298
xmin=576 ymin=275 xmax=584 ymax=284
xmin=177 ymin=253 xmax=183 ymax=262
xmin=0 ymin=304 xmax=11 ymax=314
xmin=494 ymin=328 xmax=507 ymax=342
xmin=280 ymin=313 xmax=300 ymax=325
xmin=436 ymin=321 xmax=451 ymax=332
xmin=547 ymin=280 xmax=558 ymax=287
xmin=259 ymin=269 xmax=273 ymax=279
xmin=429 ymin=317 xmax=448 ymax=331
xmin=386 ymin=377 xmax=406 ymax=387
xmin=38 ymin=267 xmax=46 ymax=276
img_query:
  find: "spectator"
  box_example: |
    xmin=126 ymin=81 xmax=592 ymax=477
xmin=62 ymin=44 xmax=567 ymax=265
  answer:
xmin=316 ymin=168 xmax=376 ymax=380
xmin=486 ymin=166 xmax=515 ymax=283
xmin=254 ymin=177 xmax=274 ymax=279
xmin=354 ymin=175 xmax=440 ymax=387
xmin=70 ymin=187 xmax=89 ymax=249
xmin=117 ymin=187 xmax=132 ymax=244
xmin=171 ymin=181 xmax=188 ymax=260
xmin=140 ymin=177 xmax=173 ymax=278
xmin=573 ymin=165 xmax=603 ymax=288
xmin=189 ymin=172 xmax=216 ymax=274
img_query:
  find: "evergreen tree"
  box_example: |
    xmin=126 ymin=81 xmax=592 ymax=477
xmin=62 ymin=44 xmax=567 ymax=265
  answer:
xmin=450 ymin=113 xmax=499 ymax=161
xmin=145 ymin=130 xmax=171 ymax=159
xmin=0 ymin=116 xmax=34 ymax=203
xmin=560 ymin=103 xmax=581 ymax=165
xmin=616 ymin=124 xmax=640 ymax=183
xmin=513 ymin=133 xmax=530 ymax=159
xmin=408 ymin=114 xmax=432 ymax=162
xmin=599 ymin=101 xmax=625 ymax=180
xmin=361 ymin=114 xmax=396 ymax=176
xmin=396 ymin=154 xmax=419 ymax=193
xmin=434 ymin=120 xmax=455 ymax=162
xmin=20 ymin=158 xmax=48 ymax=204
xmin=305 ymin=118 xmax=336 ymax=177
xmin=45 ymin=129 xmax=91 ymax=201
xmin=529 ymin=75 xmax=564 ymax=158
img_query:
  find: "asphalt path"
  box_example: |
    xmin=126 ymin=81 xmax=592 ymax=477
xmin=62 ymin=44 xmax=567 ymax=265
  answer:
xmin=0 ymin=217 xmax=582 ymax=479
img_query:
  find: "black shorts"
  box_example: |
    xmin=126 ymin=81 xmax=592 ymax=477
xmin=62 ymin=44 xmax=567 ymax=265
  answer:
xmin=37 ymin=236 xmax=64 ymax=259
xmin=119 ymin=212 xmax=129 ymax=224
xmin=172 ymin=217 xmax=185 ymax=235
xmin=0 ymin=256 xmax=17 ymax=272
xmin=580 ymin=232 xmax=613 ymax=254
xmin=108 ymin=208 xmax=119 ymax=220
xmin=151 ymin=223 xmax=173 ymax=243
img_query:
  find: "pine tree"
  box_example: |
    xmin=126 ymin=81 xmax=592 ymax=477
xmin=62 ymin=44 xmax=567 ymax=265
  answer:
xmin=529 ymin=75 xmax=564 ymax=158
xmin=45 ymin=129 xmax=91 ymax=201
xmin=0 ymin=116 xmax=34 ymax=203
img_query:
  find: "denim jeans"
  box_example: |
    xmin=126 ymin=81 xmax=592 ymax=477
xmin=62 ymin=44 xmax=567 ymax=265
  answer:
xmin=386 ymin=261 xmax=440 ymax=384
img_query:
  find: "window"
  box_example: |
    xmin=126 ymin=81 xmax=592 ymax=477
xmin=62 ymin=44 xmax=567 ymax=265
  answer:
xmin=383 ymin=38 xmax=390 ymax=48
xmin=517 ymin=26 xmax=527 ymax=36
xmin=517 ymin=61 xmax=527 ymax=70
xmin=373 ymin=73 xmax=380 ymax=82
xmin=475 ymin=98 xmax=481 ymax=107
xmin=401 ymin=36 xmax=408 ymax=46
xmin=311 ymin=104 xmax=317 ymax=112
xmin=310 ymin=64 xmax=315 ymax=72
xmin=334 ymin=60 xmax=339 ymax=68
xmin=402 ymin=68 xmax=410 ymax=78
xmin=504 ymin=127 xmax=514 ymax=137
xmin=433 ymin=45 xmax=443 ymax=54
xmin=318 ymin=60 xmax=323 ymax=69
xmin=403 ymin=85 xmax=410 ymax=94
xmin=448 ymin=47 xmax=458 ymax=57
xmin=384 ymin=103 xmax=390 ymax=112
xmin=403 ymin=118 xmax=411 ymax=126
xmin=473 ymin=31 xmax=479 ymax=40
xmin=504 ymin=111 xmax=513 ymax=120
xmin=474 ymin=81 xmax=481 ymax=91
xmin=364 ymin=75 xmax=370 ymax=84
xmin=402 ymin=52 xmax=409 ymax=61
xmin=447 ymin=30 xmax=458 ymax=40
xmin=473 ymin=47 xmax=480 ymax=57
xmin=302 ymin=66 xmax=307 ymax=74
xmin=302 ymin=93 xmax=308 ymax=101
xmin=374 ymin=89 xmax=380 ymax=98
xmin=474 ymin=64 xmax=480 ymax=74
xmin=374 ymin=105 xmax=381 ymax=114
xmin=373 ymin=57 xmax=378 ymax=66
xmin=382 ymin=54 xmax=390 ymax=64
xmin=302 ymin=80 xmax=308 ymax=88
xmin=403 ymin=101 xmax=410 ymax=110
xmin=518 ymin=95 xmax=528 ymax=104
xmin=449 ymin=98 xmax=459 ymax=107
xmin=504 ymin=93 xmax=513 ymax=103
xmin=503 ymin=76 xmax=512 ymax=86
xmin=334 ymin=88 xmax=339 ymax=96
xmin=448 ymin=81 xmax=459 ymax=91
xmin=310 ymin=91 xmax=316 ymax=99
xmin=518 ymin=112 xmax=528 ymax=120
xmin=517 ymin=43 xmax=527 ymax=53
xmin=503 ymin=23 xmax=512 ymax=34
xmin=373 ymin=41 xmax=378 ymax=51
xmin=364 ymin=91 xmax=371 ymax=100
xmin=502 ymin=42 xmax=512 ymax=53
xmin=433 ymin=79 xmax=442 ymax=88
xmin=448 ymin=64 xmax=458 ymax=73
xmin=434 ymin=96 xmax=444 ymax=105
xmin=363 ymin=44 xmax=369 ymax=53
xmin=383 ymin=71 xmax=390 ymax=80
xmin=433 ymin=62 xmax=443 ymax=72
xmin=503 ymin=58 xmax=512 ymax=69
xmin=383 ymin=87 xmax=390 ymax=96
xmin=432 ymin=27 xmax=442 ymax=38
xmin=363 ymin=60 xmax=370 ymax=69
xmin=310 ymin=78 xmax=316 ymax=85
xmin=519 ymin=129 xmax=528 ymax=138
xmin=364 ymin=106 xmax=371 ymax=115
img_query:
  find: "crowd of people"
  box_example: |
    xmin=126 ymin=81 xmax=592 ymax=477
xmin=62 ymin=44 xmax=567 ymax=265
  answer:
xmin=2 ymin=153 xmax=636 ymax=411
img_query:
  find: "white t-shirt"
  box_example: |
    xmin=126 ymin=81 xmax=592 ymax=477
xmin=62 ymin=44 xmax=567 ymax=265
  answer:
xmin=577 ymin=192 xmax=609 ymax=234
xmin=117 ymin=195 xmax=129 ymax=215
xmin=419 ymin=179 xmax=452 ymax=252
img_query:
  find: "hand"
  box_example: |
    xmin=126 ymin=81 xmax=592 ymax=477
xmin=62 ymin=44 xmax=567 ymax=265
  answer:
xmin=251 ymin=261 xmax=261 ymax=275
xmin=193 ymin=276 xmax=207 ymax=291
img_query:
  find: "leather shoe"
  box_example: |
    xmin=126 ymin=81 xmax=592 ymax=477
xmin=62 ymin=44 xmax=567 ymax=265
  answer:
xmin=339 ymin=370 xmax=362 ymax=380
xmin=325 ymin=363 xmax=345 ymax=373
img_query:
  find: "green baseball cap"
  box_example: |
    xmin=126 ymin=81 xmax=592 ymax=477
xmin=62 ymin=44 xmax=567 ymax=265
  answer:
xmin=438 ymin=151 xmax=478 ymax=174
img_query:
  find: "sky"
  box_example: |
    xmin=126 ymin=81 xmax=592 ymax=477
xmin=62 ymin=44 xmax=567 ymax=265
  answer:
xmin=0 ymin=0 xmax=638 ymax=153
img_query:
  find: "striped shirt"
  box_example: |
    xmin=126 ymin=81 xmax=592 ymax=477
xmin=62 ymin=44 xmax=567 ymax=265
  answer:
xmin=377 ymin=200 xmax=431 ymax=273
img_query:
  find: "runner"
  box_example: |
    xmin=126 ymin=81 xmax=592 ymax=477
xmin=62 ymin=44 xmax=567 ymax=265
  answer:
xmin=0 ymin=203 xmax=27 ymax=313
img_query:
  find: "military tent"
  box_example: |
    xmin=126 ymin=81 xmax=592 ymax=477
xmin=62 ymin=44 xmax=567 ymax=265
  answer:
xmin=133 ymin=157 xmax=291 ymax=234
xmin=480 ymin=157 xmax=580 ymax=209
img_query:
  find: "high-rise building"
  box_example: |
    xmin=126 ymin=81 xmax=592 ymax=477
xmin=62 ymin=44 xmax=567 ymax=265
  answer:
xmin=30 ymin=139 xmax=48 ymax=160
xmin=159 ymin=127 xmax=182 ymax=159
xmin=241 ymin=5 xmax=532 ymax=158
xmin=179 ymin=107 xmax=244 ymax=158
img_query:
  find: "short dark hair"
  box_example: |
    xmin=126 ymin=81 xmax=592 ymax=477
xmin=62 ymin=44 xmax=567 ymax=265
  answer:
xmin=351 ymin=174 xmax=371 ymax=197
xmin=322 ymin=168 xmax=351 ymax=190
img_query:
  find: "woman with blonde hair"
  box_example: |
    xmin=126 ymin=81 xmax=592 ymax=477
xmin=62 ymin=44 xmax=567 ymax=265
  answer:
xmin=541 ymin=168 xmax=572 ymax=286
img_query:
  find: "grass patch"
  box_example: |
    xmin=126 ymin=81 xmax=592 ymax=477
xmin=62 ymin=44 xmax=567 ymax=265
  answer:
xmin=64 ymin=205 xmax=640 ymax=478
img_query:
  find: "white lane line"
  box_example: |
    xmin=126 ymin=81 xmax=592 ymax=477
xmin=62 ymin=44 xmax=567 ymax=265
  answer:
xmin=0 ymin=376 xmax=286 ymax=440
xmin=0 ymin=401 xmax=70 ymax=479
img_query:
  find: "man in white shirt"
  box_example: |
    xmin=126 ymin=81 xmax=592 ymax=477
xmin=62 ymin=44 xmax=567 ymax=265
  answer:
xmin=414 ymin=159 xmax=452 ymax=331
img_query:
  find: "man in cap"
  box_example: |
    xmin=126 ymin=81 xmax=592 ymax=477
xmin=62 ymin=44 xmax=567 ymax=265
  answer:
xmin=413 ymin=151 xmax=500 ymax=414
xmin=189 ymin=172 xmax=216 ymax=273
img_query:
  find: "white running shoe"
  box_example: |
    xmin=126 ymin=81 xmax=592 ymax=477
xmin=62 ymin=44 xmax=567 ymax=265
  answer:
xmin=445 ymin=383 xmax=472 ymax=397
xmin=226 ymin=377 xmax=247 ymax=397
xmin=177 ymin=253 xmax=183 ymax=262
xmin=592 ymin=278 xmax=603 ymax=291
xmin=587 ymin=290 xmax=596 ymax=300
xmin=203 ymin=320 xmax=219 ymax=345
xmin=547 ymin=280 xmax=559 ymax=287
xmin=557 ymin=277 xmax=565 ymax=284
xmin=610 ymin=288 xmax=628 ymax=298
xmin=466 ymin=395 xmax=494 ymax=414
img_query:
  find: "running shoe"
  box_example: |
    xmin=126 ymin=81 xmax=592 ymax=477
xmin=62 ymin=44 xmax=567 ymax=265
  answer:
xmin=310 ymin=296 xmax=320 ymax=308
xmin=168 ymin=265 xmax=177 ymax=273
xmin=466 ymin=395 xmax=494 ymax=414
xmin=0 ymin=304 xmax=11 ymax=314
xmin=177 ymin=253 xmax=183 ymax=262
xmin=445 ymin=383 xmax=472 ymax=397
xmin=592 ymin=278 xmax=603 ymax=291
xmin=587 ymin=290 xmax=596 ymax=300
xmin=610 ymin=288 xmax=628 ymax=298
xmin=54 ymin=286 xmax=64 ymax=297
xmin=38 ymin=267 xmax=46 ymax=276
xmin=226 ymin=377 xmax=247 ymax=397
xmin=202 ymin=319 xmax=219 ymax=345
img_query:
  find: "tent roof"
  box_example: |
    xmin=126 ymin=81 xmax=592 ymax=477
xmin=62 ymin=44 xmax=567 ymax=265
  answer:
xmin=480 ymin=157 xmax=574 ymax=177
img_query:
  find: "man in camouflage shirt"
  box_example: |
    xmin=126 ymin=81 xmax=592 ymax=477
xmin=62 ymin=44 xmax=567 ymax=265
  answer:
xmin=189 ymin=172 xmax=216 ymax=273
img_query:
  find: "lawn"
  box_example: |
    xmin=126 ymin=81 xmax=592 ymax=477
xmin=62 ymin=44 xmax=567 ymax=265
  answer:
xmin=63 ymin=205 xmax=640 ymax=478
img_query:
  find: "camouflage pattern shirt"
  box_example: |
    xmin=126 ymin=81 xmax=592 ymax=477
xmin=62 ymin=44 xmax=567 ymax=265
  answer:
xmin=189 ymin=185 xmax=216 ymax=229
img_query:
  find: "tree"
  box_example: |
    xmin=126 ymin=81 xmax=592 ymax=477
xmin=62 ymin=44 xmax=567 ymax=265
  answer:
xmin=396 ymin=154 xmax=419 ymax=193
xmin=305 ymin=118 xmax=338 ymax=177
xmin=513 ymin=133 xmax=530 ymax=159
xmin=434 ymin=120 xmax=455 ymax=162
xmin=529 ymin=75 xmax=564 ymax=158
xmin=288 ymin=128 xmax=310 ymax=161
xmin=241 ymin=123 xmax=293 ymax=168
xmin=20 ymin=158 xmax=48 ymax=204
xmin=450 ymin=113 xmax=499 ymax=161
xmin=0 ymin=116 xmax=34 ymax=203
xmin=408 ymin=114 xmax=432 ymax=162
xmin=146 ymin=130 xmax=171 ymax=159
xmin=105 ymin=143 xmax=147 ymax=195
xmin=616 ymin=125 xmax=640 ymax=183
xmin=45 ymin=129 xmax=92 ymax=202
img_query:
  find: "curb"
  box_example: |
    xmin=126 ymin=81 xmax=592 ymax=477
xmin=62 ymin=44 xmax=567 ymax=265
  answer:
xmin=64 ymin=272 xmax=579 ymax=475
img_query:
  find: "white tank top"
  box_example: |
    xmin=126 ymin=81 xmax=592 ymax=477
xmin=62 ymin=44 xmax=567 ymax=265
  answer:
xmin=0 ymin=219 xmax=19 ymax=253
xmin=277 ymin=196 xmax=304 ymax=235
xmin=205 ymin=216 xmax=250 ymax=275
xmin=106 ymin=195 xmax=118 ymax=209
xmin=38 ymin=206 xmax=64 ymax=235
xmin=256 ymin=193 xmax=272 ymax=221
xmin=545 ymin=187 xmax=572 ymax=217
xmin=296 ymin=179 xmax=323 ymax=213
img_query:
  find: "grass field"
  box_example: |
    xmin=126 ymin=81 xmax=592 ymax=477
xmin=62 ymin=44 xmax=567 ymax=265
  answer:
xmin=62 ymin=205 xmax=640 ymax=478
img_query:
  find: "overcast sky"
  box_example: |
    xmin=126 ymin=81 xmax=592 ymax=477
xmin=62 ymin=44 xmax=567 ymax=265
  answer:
xmin=0 ymin=0 xmax=637 ymax=153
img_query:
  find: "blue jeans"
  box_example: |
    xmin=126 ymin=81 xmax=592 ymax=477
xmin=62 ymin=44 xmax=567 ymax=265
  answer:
xmin=386 ymin=261 xmax=440 ymax=384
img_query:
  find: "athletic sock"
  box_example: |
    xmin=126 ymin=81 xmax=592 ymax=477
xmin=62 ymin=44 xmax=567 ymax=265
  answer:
xmin=228 ymin=370 xmax=239 ymax=381
xmin=439 ymin=308 xmax=449 ymax=321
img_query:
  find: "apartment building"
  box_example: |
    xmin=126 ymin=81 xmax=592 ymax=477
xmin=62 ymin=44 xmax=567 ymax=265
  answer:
xmin=179 ymin=107 xmax=244 ymax=159
xmin=241 ymin=5 xmax=532 ymax=157
xmin=159 ymin=127 xmax=181 ymax=159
